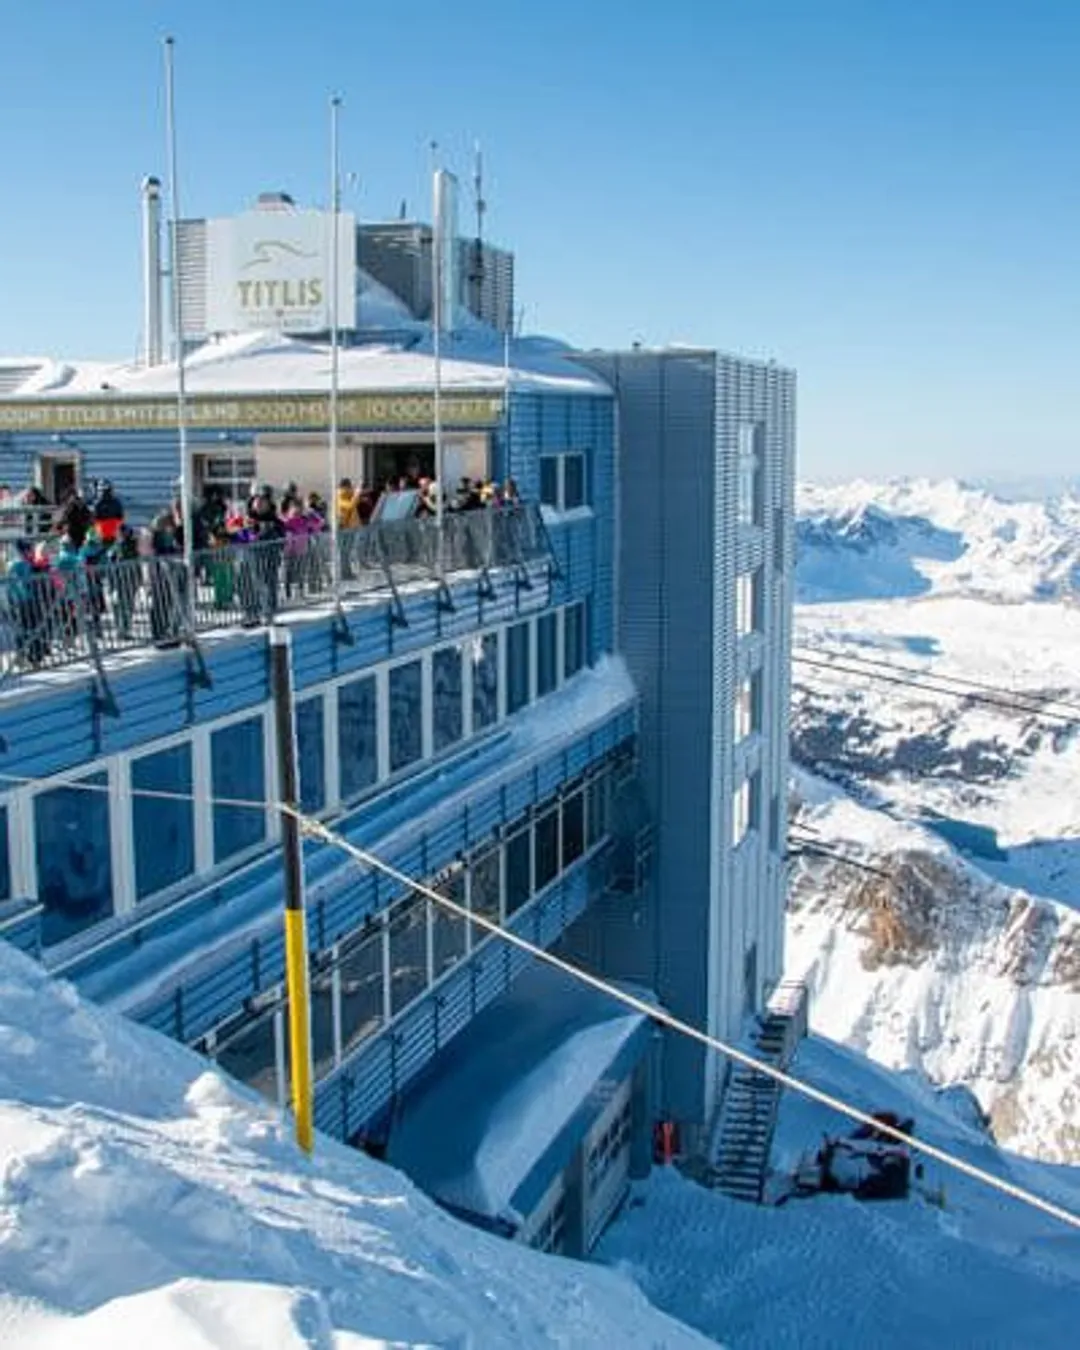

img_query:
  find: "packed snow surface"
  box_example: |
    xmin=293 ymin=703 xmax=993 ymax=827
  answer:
xmin=792 ymin=477 xmax=1080 ymax=1163
xmin=598 ymin=1035 xmax=1080 ymax=1349
xmin=0 ymin=941 xmax=710 ymax=1349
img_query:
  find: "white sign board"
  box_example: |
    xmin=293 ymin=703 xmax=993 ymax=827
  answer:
xmin=204 ymin=209 xmax=356 ymax=335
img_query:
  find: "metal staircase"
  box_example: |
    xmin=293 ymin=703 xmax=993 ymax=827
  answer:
xmin=708 ymin=981 xmax=808 ymax=1203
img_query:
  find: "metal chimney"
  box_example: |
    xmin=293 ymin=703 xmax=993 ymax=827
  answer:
xmin=141 ymin=175 xmax=164 ymax=366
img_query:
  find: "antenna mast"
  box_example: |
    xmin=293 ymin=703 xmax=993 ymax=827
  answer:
xmin=471 ymin=142 xmax=486 ymax=320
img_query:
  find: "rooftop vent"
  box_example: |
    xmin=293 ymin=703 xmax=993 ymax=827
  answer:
xmin=255 ymin=191 xmax=296 ymax=210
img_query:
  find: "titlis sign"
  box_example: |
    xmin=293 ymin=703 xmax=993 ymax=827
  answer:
xmin=204 ymin=208 xmax=357 ymax=336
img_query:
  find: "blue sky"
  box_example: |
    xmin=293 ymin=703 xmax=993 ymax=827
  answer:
xmin=1 ymin=0 xmax=1078 ymax=480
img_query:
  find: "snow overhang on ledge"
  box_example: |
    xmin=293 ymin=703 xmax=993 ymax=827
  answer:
xmin=386 ymin=963 xmax=654 ymax=1230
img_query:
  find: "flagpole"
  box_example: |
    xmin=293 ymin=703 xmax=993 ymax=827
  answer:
xmin=329 ymin=95 xmax=342 ymax=595
xmin=432 ymin=165 xmax=445 ymax=580
xmin=163 ymin=36 xmax=193 ymax=586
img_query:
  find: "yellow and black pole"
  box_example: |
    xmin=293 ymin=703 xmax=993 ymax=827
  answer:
xmin=269 ymin=624 xmax=314 ymax=1154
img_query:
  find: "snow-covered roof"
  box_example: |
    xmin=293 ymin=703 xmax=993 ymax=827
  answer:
xmin=1 ymin=326 xmax=610 ymax=401
xmin=387 ymin=964 xmax=651 ymax=1224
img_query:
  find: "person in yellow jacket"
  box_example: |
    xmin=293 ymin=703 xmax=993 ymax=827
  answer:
xmin=336 ymin=478 xmax=360 ymax=531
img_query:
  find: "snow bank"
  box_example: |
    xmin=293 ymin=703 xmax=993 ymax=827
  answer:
xmin=597 ymin=1035 xmax=1080 ymax=1349
xmin=0 ymin=942 xmax=710 ymax=1349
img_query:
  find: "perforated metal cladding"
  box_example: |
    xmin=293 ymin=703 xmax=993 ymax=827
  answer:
xmin=571 ymin=349 xmax=795 ymax=1127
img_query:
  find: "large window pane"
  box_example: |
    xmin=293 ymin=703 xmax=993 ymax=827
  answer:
xmin=537 ymin=612 xmax=558 ymax=697
xmin=431 ymin=872 xmax=466 ymax=977
xmin=562 ymin=791 xmax=585 ymax=868
xmin=0 ymin=802 xmax=12 ymax=903
xmin=470 ymin=848 xmax=501 ymax=933
xmin=433 ymin=646 xmax=463 ymax=753
xmin=215 ymin=1008 xmax=279 ymax=1100
xmin=339 ymin=925 xmax=385 ymax=1059
xmin=310 ymin=971 xmax=336 ymax=1079
xmin=211 ymin=717 xmax=267 ymax=864
xmin=534 ymin=808 xmax=560 ymax=892
xmin=132 ymin=743 xmax=194 ymax=900
xmin=339 ymin=675 xmax=378 ymax=800
xmin=35 ymin=771 xmax=112 ymax=947
xmin=505 ymin=828 xmax=532 ymax=916
xmin=389 ymin=897 xmax=427 ymax=1015
xmin=472 ymin=633 xmax=498 ymax=731
xmin=540 ymin=457 xmax=559 ymax=507
xmin=389 ymin=660 xmax=423 ymax=773
xmin=586 ymin=773 xmax=609 ymax=848
xmin=563 ymin=453 xmax=586 ymax=509
xmin=296 ymin=696 xmax=326 ymax=814
xmin=506 ymin=621 xmax=531 ymax=715
xmin=564 ymin=603 xmax=585 ymax=679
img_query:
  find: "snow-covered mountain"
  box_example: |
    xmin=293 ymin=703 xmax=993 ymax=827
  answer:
xmin=792 ymin=477 xmax=1080 ymax=1165
xmin=797 ymin=477 xmax=1080 ymax=603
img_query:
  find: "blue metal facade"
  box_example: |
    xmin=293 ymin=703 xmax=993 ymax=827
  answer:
xmin=0 ymin=377 xmax=632 ymax=1158
xmin=569 ymin=350 xmax=796 ymax=1139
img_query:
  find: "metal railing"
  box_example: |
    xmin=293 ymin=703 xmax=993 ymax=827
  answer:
xmin=0 ymin=504 xmax=554 ymax=691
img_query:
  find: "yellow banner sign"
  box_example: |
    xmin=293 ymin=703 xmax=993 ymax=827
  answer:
xmin=0 ymin=391 xmax=504 ymax=434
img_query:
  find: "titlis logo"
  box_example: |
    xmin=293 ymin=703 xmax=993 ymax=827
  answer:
xmin=236 ymin=239 xmax=324 ymax=312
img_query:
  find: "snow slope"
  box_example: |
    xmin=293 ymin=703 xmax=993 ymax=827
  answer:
xmin=598 ymin=1034 xmax=1080 ymax=1349
xmin=792 ymin=478 xmax=1080 ymax=1164
xmin=0 ymin=941 xmax=710 ymax=1350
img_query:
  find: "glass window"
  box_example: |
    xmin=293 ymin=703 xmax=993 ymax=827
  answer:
xmin=211 ymin=717 xmax=267 ymax=864
xmin=339 ymin=675 xmax=378 ymax=800
xmin=0 ymin=802 xmax=9 ymax=902
xmin=735 ymin=674 xmax=761 ymax=743
xmin=132 ymin=743 xmax=195 ymax=900
xmin=339 ymin=924 xmax=384 ymax=1059
xmin=472 ymin=633 xmax=499 ymax=731
xmin=564 ymin=603 xmax=585 ymax=680
xmin=534 ymin=807 xmax=560 ymax=892
xmin=736 ymin=570 xmax=761 ymax=637
xmin=540 ymin=457 xmax=559 ymax=508
xmin=431 ymin=871 xmax=467 ymax=977
xmin=733 ymin=780 xmax=750 ymax=847
xmin=310 ymin=971 xmax=336 ymax=1079
xmin=536 ymin=612 xmax=558 ymax=697
xmin=505 ymin=828 xmax=532 ymax=916
xmin=432 ymin=646 xmax=463 ymax=753
xmin=737 ymin=424 xmax=763 ymax=527
xmin=388 ymin=896 xmax=427 ymax=1015
xmin=389 ymin=660 xmax=423 ymax=773
xmin=733 ymin=774 xmax=761 ymax=847
xmin=563 ymin=453 xmax=586 ymax=510
xmin=35 ymin=771 xmax=112 ymax=947
xmin=215 ymin=1007 xmax=279 ymax=1100
xmin=768 ymin=794 xmax=782 ymax=853
xmin=562 ymin=791 xmax=585 ymax=868
xmin=470 ymin=848 xmax=502 ymax=933
xmin=586 ymin=773 xmax=609 ymax=848
xmin=506 ymin=621 xmax=531 ymax=715
xmin=296 ymin=696 xmax=326 ymax=814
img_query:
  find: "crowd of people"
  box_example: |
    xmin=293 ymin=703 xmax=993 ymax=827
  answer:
xmin=0 ymin=470 xmax=525 ymax=666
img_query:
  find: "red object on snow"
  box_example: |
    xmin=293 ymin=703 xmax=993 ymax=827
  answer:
xmin=653 ymin=1119 xmax=680 ymax=1164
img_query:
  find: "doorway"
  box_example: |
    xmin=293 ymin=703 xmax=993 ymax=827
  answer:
xmin=37 ymin=454 xmax=79 ymax=505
